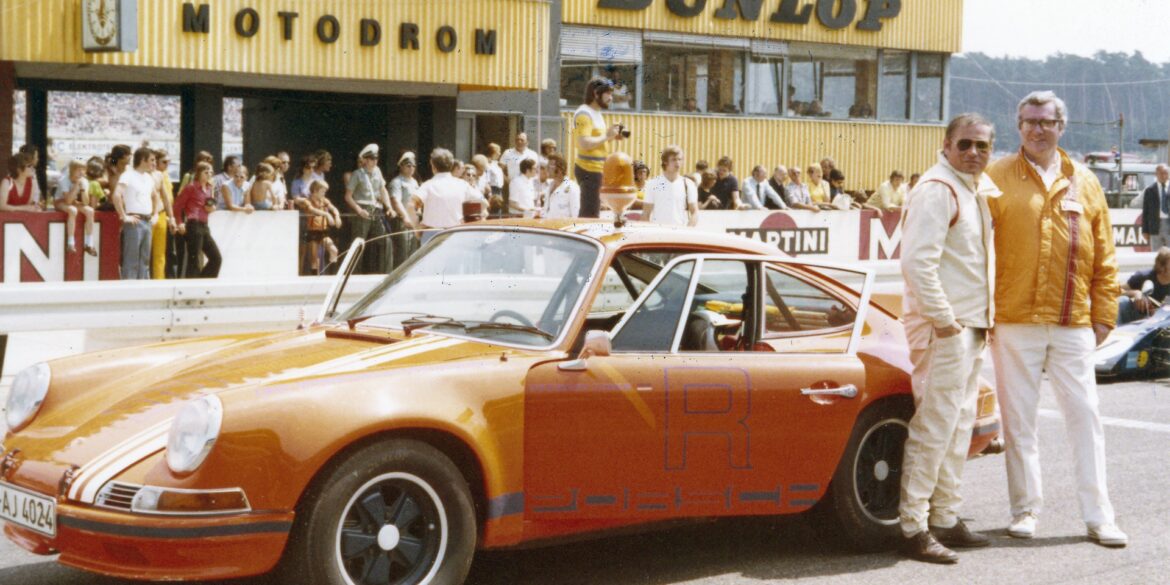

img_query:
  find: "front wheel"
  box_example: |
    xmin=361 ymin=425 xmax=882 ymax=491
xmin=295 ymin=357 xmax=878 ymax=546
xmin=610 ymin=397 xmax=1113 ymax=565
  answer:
xmin=282 ymin=439 xmax=477 ymax=585
xmin=816 ymin=398 xmax=911 ymax=552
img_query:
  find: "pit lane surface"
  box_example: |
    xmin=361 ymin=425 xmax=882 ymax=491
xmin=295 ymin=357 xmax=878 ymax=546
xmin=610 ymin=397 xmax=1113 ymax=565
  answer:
xmin=1 ymin=376 xmax=1167 ymax=585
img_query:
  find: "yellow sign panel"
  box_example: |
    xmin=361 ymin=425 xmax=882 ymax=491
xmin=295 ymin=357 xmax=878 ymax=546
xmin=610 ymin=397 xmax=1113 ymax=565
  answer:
xmin=560 ymin=110 xmax=943 ymax=193
xmin=0 ymin=0 xmax=549 ymax=91
xmin=562 ymin=0 xmax=962 ymax=53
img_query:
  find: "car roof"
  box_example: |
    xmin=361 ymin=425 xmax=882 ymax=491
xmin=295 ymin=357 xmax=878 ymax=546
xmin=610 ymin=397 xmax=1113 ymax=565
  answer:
xmin=455 ymin=218 xmax=783 ymax=255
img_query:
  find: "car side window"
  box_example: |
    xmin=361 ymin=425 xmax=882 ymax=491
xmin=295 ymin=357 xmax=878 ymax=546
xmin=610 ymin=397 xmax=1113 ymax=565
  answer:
xmin=761 ymin=265 xmax=857 ymax=352
xmin=611 ymin=261 xmax=695 ymax=352
xmin=680 ymin=260 xmax=753 ymax=352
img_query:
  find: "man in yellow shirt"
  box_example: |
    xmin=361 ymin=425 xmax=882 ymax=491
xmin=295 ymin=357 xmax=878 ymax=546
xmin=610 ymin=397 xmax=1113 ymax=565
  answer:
xmin=573 ymin=77 xmax=625 ymax=217
xmin=986 ymin=90 xmax=1126 ymax=548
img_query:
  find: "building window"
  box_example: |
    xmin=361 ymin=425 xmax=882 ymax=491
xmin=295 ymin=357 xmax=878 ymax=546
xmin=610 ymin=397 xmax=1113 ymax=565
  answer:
xmin=747 ymin=56 xmax=784 ymax=116
xmin=879 ymin=51 xmax=910 ymax=121
xmin=643 ymin=45 xmax=744 ymax=114
xmin=788 ymin=44 xmax=878 ymax=120
xmin=561 ymin=61 xmax=595 ymax=108
xmin=12 ymin=90 xmax=26 ymax=147
xmin=915 ymin=54 xmax=946 ymax=122
xmin=560 ymin=62 xmax=638 ymax=110
xmin=223 ymin=97 xmax=243 ymax=164
xmin=45 ymin=91 xmax=181 ymax=180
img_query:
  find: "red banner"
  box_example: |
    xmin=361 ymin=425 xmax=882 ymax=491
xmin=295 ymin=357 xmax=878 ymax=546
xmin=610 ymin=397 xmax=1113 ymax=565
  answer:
xmin=0 ymin=211 xmax=121 ymax=283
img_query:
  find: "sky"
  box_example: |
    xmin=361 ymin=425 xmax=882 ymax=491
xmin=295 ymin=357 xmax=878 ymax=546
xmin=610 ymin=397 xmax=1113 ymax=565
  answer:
xmin=962 ymin=0 xmax=1170 ymax=63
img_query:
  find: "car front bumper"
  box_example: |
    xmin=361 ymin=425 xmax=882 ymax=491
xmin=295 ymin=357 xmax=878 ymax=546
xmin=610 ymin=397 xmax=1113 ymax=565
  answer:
xmin=4 ymin=502 xmax=293 ymax=581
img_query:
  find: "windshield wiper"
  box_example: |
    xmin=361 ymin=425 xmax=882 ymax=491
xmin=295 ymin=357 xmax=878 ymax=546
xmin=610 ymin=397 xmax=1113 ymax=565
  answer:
xmin=401 ymin=315 xmax=468 ymax=336
xmin=346 ymin=312 xmax=449 ymax=331
xmin=465 ymin=322 xmax=555 ymax=341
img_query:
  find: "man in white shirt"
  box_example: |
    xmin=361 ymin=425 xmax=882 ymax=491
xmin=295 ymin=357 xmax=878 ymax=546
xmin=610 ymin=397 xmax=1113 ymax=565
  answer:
xmin=868 ymin=170 xmax=908 ymax=211
xmin=642 ymin=145 xmax=699 ymax=227
xmin=542 ymin=154 xmax=580 ymax=219
xmin=741 ymin=165 xmax=787 ymax=210
xmin=411 ymin=148 xmax=486 ymax=245
xmin=508 ymin=159 xmax=539 ymax=218
xmin=500 ymin=133 xmax=539 ymax=182
xmin=112 ymin=147 xmax=163 ymax=279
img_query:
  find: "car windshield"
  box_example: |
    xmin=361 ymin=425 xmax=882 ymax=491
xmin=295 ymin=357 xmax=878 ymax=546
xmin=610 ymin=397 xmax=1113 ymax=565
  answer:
xmin=340 ymin=229 xmax=601 ymax=347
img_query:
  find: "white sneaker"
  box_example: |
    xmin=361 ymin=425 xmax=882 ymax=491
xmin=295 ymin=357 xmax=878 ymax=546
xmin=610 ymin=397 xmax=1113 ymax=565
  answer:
xmin=1008 ymin=512 xmax=1037 ymax=539
xmin=1087 ymin=523 xmax=1128 ymax=548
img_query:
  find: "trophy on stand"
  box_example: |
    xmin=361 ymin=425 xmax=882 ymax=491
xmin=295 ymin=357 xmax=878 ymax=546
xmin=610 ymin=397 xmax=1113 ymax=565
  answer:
xmin=601 ymin=152 xmax=637 ymax=227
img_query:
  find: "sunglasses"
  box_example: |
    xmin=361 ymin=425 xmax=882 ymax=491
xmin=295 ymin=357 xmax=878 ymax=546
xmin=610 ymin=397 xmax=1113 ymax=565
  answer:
xmin=955 ymin=139 xmax=992 ymax=154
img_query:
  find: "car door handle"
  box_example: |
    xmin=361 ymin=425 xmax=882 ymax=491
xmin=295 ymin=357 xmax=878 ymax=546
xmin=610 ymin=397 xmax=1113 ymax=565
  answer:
xmin=800 ymin=384 xmax=858 ymax=399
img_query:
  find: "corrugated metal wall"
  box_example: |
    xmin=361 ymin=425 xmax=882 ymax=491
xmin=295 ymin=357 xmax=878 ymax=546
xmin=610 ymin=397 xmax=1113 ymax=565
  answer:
xmin=0 ymin=0 xmax=549 ymax=90
xmin=560 ymin=110 xmax=943 ymax=192
xmin=562 ymin=0 xmax=962 ymax=54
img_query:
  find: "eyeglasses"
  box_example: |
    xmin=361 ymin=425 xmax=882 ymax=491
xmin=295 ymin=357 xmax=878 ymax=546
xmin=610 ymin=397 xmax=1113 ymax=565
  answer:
xmin=1020 ymin=118 xmax=1061 ymax=130
xmin=955 ymin=139 xmax=992 ymax=154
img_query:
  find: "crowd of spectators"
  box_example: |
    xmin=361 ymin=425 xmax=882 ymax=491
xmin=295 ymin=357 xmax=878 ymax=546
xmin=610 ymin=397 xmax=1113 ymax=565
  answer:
xmin=5 ymin=126 xmax=922 ymax=280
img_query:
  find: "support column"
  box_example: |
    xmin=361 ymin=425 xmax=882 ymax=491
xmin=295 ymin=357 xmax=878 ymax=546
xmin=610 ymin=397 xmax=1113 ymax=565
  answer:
xmin=180 ymin=85 xmax=224 ymax=173
xmin=0 ymin=62 xmax=14 ymax=176
xmin=418 ymin=97 xmax=457 ymax=174
xmin=25 ymin=87 xmax=48 ymax=195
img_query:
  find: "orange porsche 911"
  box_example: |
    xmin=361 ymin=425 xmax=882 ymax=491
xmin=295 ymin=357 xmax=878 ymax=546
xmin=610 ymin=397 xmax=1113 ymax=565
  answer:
xmin=1 ymin=220 xmax=1000 ymax=585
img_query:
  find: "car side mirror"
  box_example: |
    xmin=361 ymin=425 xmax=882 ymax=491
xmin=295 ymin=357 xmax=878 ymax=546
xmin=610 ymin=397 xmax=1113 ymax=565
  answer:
xmin=558 ymin=330 xmax=611 ymax=371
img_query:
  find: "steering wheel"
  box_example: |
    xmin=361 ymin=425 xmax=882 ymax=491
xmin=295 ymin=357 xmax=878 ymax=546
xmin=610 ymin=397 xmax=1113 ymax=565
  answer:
xmin=488 ymin=309 xmax=535 ymax=328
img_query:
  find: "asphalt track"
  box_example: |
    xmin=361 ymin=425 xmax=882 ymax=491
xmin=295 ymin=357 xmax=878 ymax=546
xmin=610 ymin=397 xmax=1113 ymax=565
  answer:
xmin=1 ymin=375 xmax=1167 ymax=585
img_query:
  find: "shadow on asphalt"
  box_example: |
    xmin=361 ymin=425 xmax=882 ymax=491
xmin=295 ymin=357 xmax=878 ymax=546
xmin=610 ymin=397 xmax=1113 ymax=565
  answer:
xmin=466 ymin=515 xmax=899 ymax=585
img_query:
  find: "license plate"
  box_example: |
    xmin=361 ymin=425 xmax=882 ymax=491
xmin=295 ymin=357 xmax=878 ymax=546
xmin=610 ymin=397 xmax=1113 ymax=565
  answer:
xmin=0 ymin=481 xmax=56 ymax=537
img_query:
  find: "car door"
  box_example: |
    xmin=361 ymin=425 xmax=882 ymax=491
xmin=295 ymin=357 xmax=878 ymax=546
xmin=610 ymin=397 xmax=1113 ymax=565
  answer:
xmin=523 ymin=254 xmax=875 ymax=521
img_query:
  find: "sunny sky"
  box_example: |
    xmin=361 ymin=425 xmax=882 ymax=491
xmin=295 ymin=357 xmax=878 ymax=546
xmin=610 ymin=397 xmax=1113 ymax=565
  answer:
xmin=963 ymin=0 xmax=1170 ymax=63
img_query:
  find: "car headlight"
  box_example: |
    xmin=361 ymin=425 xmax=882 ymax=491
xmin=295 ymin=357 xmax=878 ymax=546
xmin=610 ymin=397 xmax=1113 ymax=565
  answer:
xmin=5 ymin=363 xmax=51 ymax=433
xmin=166 ymin=395 xmax=223 ymax=475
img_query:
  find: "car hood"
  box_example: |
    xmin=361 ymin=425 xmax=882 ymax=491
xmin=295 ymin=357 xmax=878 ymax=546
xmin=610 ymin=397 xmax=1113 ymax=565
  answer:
xmin=15 ymin=327 xmax=521 ymax=469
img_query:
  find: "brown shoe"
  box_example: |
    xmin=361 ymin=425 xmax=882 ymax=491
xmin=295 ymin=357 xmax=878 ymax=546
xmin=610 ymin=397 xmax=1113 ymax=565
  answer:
xmin=900 ymin=530 xmax=959 ymax=564
xmin=84 ymin=245 xmax=98 ymax=256
xmin=931 ymin=520 xmax=991 ymax=549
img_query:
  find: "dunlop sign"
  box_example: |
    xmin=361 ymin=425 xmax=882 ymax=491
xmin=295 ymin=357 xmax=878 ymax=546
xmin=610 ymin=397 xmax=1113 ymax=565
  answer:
xmin=598 ymin=0 xmax=901 ymax=31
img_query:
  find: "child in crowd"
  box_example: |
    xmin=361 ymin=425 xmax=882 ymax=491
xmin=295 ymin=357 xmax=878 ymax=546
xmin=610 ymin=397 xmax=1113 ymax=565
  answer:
xmin=85 ymin=157 xmax=109 ymax=210
xmin=223 ymin=165 xmax=253 ymax=212
xmin=305 ymin=180 xmax=341 ymax=273
xmin=248 ymin=162 xmax=276 ymax=210
xmin=53 ymin=160 xmax=98 ymax=255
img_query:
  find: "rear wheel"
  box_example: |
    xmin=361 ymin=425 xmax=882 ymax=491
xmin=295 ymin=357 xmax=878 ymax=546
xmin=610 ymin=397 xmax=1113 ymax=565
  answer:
xmin=282 ymin=439 xmax=477 ymax=585
xmin=817 ymin=398 xmax=911 ymax=551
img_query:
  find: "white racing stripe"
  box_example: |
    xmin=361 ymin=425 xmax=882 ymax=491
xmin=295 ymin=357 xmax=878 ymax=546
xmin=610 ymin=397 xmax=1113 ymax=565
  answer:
xmin=68 ymin=419 xmax=172 ymax=502
xmin=1039 ymin=408 xmax=1170 ymax=434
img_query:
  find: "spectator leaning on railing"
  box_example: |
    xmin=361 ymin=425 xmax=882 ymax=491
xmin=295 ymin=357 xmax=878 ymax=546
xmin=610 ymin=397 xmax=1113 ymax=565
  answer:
xmin=112 ymin=147 xmax=163 ymax=280
xmin=173 ymin=161 xmax=221 ymax=279
xmin=53 ymin=159 xmax=98 ymax=255
xmin=1 ymin=152 xmax=41 ymax=213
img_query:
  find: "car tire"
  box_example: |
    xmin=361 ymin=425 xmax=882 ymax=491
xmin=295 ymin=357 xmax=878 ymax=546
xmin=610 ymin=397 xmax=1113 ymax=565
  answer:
xmin=281 ymin=439 xmax=477 ymax=585
xmin=816 ymin=397 xmax=912 ymax=552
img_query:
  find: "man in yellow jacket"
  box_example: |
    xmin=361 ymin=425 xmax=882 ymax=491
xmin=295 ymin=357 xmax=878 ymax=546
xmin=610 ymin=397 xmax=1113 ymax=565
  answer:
xmin=985 ymin=90 xmax=1126 ymax=548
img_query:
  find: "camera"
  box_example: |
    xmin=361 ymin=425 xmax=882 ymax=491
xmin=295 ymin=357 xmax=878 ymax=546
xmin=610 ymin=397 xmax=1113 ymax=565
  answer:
xmin=617 ymin=124 xmax=631 ymax=139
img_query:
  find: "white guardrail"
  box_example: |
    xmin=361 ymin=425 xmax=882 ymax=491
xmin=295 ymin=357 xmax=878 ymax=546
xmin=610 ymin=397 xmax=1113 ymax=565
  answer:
xmin=0 ymin=253 xmax=1152 ymax=385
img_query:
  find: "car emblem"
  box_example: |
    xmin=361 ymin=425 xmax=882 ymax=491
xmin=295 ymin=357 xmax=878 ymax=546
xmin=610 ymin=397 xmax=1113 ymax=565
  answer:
xmin=59 ymin=465 xmax=81 ymax=498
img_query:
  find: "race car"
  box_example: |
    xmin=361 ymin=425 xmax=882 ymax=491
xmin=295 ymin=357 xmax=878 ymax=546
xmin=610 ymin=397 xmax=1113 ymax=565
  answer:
xmin=2 ymin=219 xmax=1001 ymax=585
xmin=1095 ymin=302 xmax=1170 ymax=379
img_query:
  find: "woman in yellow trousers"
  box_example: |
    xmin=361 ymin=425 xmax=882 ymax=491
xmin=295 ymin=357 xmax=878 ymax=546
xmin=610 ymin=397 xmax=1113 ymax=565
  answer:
xmin=151 ymin=150 xmax=177 ymax=279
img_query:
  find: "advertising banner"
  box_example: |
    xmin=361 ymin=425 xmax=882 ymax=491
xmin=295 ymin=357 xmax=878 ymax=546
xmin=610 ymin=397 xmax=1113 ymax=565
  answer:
xmin=695 ymin=208 xmax=1155 ymax=261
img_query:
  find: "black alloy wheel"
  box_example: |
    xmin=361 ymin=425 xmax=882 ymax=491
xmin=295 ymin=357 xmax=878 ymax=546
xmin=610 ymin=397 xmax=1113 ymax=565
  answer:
xmin=338 ymin=473 xmax=446 ymax=585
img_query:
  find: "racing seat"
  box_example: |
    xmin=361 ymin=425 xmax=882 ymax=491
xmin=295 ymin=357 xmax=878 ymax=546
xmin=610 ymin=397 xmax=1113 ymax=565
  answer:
xmin=681 ymin=310 xmax=720 ymax=352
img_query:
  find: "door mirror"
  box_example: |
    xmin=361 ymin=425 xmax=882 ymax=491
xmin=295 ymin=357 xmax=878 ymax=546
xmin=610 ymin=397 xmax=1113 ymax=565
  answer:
xmin=558 ymin=330 xmax=611 ymax=371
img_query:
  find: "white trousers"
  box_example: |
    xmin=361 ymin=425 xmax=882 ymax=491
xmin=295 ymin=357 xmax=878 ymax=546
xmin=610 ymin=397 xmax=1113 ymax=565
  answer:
xmin=990 ymin=323 xmax=1115 ymax=527
xmin=899 ymin=327 xmax=985 ymax=535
